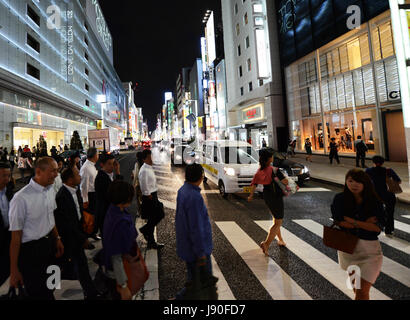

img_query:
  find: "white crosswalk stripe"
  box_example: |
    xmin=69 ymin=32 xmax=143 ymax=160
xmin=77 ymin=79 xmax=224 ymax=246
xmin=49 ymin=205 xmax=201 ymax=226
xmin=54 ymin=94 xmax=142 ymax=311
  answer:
xmin=255 ymin=221 xmax=391 ymax=300
xmin=294 ymin=219 xmax=410 ymax=288
xmin=402 ymin=215 xmax=410 ymax=220
xmin=211 ymin=255 xmax=236 ymax=300
xmin=298 ymin=188 xmax=331 ymax=192
xmin=216 ymin=221 xmax=312 ymax=300
xmin=394 ymin=220 xmax=410 ymax=234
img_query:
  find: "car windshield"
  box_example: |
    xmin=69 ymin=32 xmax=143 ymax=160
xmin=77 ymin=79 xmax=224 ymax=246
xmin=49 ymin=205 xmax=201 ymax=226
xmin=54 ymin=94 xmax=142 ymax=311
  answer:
xmin=222 ymin=147 xmax=258 ymax=164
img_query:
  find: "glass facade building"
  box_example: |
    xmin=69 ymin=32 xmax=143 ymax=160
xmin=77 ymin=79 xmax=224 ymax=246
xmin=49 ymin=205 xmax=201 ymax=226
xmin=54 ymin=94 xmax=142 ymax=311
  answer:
xmin=0 ymin=0 xmax=126 ymax=150
xmin=285 ymin=10 xmax=407 ymax=161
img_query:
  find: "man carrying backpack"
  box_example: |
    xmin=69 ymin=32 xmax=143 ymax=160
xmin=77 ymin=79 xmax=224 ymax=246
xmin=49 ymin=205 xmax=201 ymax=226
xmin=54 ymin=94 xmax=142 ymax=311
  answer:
xmin=354 ymin=136 xmax=368 ymax=168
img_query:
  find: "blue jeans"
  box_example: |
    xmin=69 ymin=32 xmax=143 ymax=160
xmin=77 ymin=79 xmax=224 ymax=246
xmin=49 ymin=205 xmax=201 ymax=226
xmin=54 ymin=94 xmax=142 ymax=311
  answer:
xmin=175 ymin=255 xmax=212 ymax=300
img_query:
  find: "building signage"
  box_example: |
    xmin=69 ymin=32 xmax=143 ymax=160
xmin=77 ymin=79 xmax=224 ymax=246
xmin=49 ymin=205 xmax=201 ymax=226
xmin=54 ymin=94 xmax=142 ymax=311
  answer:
xmin=86 ymin=0 xmax=114 ymax=64
xmin=206 ymin=11 xmax=217 ymax=66
xmin=242 ymin=104 xmax=264 ymax=122
xmin=60 ymin=2 xmax=74 ymax=83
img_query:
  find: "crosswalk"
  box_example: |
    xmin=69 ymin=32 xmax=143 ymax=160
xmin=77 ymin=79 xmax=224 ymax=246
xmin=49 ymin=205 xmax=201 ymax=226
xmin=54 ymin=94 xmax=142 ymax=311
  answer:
xmin=148 ymin=162 xmax=410 ymax=300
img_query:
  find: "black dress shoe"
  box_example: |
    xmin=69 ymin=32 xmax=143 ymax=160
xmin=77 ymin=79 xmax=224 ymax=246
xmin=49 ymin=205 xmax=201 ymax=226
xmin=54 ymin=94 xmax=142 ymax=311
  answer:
xmin=147 ymin=242 xmax=164 ymax=250
xmin=139 ymin=227 xmax=150 ymax=242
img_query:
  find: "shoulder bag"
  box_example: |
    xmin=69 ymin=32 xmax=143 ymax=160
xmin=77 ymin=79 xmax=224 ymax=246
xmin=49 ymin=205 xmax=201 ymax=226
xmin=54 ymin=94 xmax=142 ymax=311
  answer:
xmin=386 ymin=169 xmax=402 ymax=194
xmin=122 ymin=244 xmax=149 ymax=296
xmin=82 ymin=209 xmax=95 ymax=235
xmin=323 ymin=223 xmax=359 ymax=254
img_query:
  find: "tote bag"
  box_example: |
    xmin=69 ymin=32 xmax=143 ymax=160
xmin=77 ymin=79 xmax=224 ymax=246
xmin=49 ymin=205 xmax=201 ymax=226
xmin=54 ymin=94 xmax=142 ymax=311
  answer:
xmin=122 ymin=246 xmax=149 ymax=295
xmin=323 ymin=224 xmax=359 ymax=254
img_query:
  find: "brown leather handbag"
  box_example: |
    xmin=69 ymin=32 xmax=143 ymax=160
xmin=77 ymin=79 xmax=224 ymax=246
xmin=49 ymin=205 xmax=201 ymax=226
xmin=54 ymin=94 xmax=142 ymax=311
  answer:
xmin=386 ymin=169 xmax=402 ymax=194
xmin=323 ymin=224 xmax=359 ymax=254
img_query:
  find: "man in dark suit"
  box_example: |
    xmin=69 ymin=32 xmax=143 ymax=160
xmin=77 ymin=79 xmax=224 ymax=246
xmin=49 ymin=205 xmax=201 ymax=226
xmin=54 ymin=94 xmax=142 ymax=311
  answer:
xmin=54 ymin=166 xmax=101 ymax=300
xmin=0 ymin=162 xmax=14 ymax=287
xmin=94 ymin=153 xmax=123 ymax=239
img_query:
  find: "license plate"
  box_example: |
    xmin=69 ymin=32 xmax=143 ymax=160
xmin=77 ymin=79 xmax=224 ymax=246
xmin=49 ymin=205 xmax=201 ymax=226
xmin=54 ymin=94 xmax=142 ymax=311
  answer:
xmin=243 ymin=186 xmax=253 ymax=193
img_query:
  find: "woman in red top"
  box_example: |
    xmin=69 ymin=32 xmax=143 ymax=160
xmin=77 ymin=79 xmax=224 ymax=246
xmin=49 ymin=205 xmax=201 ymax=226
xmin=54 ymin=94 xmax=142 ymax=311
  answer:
xmin=248 ymin=149 xmax=289 ymax=255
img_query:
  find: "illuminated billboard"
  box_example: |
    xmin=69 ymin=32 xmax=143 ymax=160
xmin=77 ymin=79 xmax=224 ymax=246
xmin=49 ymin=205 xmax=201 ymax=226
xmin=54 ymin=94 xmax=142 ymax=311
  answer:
xmin=85 ymin=0 xmax=114 ymax=65
xmin=206 ymin=11 xmax=217 ymax=66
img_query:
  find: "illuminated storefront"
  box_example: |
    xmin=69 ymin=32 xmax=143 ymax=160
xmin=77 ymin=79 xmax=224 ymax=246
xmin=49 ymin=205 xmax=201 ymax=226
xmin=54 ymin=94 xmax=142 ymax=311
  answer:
xmin=285 ymin=10 xmax=407 ymax=161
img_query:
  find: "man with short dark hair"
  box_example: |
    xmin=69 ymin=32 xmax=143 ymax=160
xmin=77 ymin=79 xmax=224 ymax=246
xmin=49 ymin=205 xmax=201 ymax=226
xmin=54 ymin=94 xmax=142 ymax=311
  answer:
xmin=139 ymin=149 xmax=164 ymax=250
xmin=175 ymin=164 xmax=215 ymax=299
xmin=94 ymin=153 xmax=123 ymax=239
xmin=80 ymin=147 xmax=99 ymax=240
xmin=8 ymin=157 xmax=64 ymax=300
xmin=54 ymin=166 xmax=101 ymax=300
xmin=0 ymin=162 xmax=14 ymax=287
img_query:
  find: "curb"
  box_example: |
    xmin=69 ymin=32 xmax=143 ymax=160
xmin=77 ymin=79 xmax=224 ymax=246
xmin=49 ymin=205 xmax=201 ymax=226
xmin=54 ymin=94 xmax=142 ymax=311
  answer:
xmin=310 ymin=177 xmax=410 ymax=205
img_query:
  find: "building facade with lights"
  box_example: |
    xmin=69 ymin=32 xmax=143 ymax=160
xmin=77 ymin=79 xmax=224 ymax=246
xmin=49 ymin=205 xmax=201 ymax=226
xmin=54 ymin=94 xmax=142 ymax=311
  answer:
xmin=278 ymin=0 xmax=408 ymax=164
xmin=221 ymin=0 xmax=287 ymax=150
xmin=0 ymin=0 xmax=126 ymax=151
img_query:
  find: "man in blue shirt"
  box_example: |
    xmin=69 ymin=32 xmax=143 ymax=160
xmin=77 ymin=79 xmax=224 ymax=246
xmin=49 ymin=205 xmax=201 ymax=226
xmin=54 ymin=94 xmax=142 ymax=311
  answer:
xmin=175 ymin=164 xmax=214 ymax=299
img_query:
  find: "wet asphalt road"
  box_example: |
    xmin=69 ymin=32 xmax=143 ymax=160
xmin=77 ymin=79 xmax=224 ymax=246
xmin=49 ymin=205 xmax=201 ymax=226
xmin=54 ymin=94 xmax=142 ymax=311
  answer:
xmin=118 ymin=148 xmax=410 ymax=301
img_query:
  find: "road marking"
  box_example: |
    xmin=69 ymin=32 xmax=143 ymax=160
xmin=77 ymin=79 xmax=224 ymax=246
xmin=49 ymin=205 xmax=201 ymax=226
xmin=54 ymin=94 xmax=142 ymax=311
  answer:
xmin=211 ymin=255 xmax=236 ymax=300
xmin=395 ymin=220 xmax=410 ymax=234
xmin=216 ymin=221 xmax=312 ymax=300
xmin=294 ymin=219 xmax=410 ymax=288
xmin=159 ymin=198 xmax=176 ymax=211
xmin=135 ymin=219 xmax=159 ymax=300
xmin=298 ymin=188 xmax=331 ymax=192
xmin=402 ymin=215 xmax=410 ymax=220
xmin=255 ymin=221 xmax=391 ymax=300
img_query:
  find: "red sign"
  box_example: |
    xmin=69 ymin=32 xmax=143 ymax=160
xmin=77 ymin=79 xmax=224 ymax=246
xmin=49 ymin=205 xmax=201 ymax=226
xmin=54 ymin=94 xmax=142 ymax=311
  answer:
xmin=242 ymin=105 xmax=262 ymax=121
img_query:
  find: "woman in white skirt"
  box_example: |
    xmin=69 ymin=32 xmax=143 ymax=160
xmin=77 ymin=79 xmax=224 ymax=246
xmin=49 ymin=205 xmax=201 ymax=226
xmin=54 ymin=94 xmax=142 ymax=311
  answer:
xmin=331 ymin=169 xmax=386 ymax=300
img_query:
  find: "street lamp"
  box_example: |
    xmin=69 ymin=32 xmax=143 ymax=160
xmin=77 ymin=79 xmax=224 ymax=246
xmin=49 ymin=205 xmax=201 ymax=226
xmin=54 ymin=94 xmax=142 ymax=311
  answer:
xmin=96 ymin=95 xmax=110 ymax=129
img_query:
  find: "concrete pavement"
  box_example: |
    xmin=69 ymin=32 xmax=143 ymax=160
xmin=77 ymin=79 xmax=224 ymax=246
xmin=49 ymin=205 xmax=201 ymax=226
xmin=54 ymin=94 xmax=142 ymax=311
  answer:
xmin=292 ymin=153 xmax=410 ymax=204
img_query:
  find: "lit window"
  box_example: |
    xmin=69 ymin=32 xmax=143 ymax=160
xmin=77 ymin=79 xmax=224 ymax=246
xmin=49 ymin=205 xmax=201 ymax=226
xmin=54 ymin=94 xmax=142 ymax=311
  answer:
xmin=347 ymin=39 xmax=362 ymax=70
xmin=253 ymin=3 xmax=263 ymax=13
xmin=254 ymin=16 xmax=264 ymax=26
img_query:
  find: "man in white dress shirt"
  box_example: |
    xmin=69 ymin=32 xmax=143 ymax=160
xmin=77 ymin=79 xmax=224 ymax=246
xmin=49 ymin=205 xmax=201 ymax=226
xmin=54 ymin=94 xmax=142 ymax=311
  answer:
xmin=139 ymin=149 xmax=164 ymax=250
xmin=8 ymin=157 xmax=64 ymax=300
xmin=80 ymin=148 xmax=100 ymax=240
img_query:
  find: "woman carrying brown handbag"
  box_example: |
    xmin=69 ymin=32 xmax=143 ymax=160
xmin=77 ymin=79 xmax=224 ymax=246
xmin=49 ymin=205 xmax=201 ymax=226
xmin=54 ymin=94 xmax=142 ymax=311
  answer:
xmin=331 ymin=169 xmax=386 ymax=300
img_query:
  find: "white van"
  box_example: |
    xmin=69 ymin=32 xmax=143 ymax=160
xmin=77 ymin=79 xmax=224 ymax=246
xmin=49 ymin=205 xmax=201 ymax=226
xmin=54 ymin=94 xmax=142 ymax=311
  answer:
xmin=200 ymin=140 xmax=263 ymax=197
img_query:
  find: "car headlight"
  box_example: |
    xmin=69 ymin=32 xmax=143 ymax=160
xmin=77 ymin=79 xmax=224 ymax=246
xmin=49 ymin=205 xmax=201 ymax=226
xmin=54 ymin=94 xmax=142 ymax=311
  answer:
xmin=224 ymin=167 xmax=236 ymax=176
xmin=302 ymin=166 xmax=309 ymax=174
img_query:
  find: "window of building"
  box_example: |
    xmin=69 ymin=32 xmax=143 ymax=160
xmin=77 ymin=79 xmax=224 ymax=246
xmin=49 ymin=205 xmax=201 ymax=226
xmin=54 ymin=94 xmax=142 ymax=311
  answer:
xmin=249 ymin=82 xmax=253 ymax=92
xmin=27 ymin=4 xmax=40 ymax=27
xmin=84 ymin=22 xmax=89 ymax=31
xmin=85 ymin=100 xmax=90 ymax=107
xmin=85 ymin=83 xmax=89 ymax=91
xmin=347 ymin=39 xmax=362 ymax=70
xmin=247 ymin=58 xmax=251 ymax=71
xmin=253 ymin=3 xmax=263 ymax=13
xmin=27 ymin=63 xmax=40 ymax=80
xmin=254 ymin=16 xmax=264 ymax=26
xmin=236 ymin=23 xmax=240 ymax=36
xmin=244 ymin=12 xmax=248 ymax=25
xmin=84 ymin=37 xmax=88 ymax=46
xmin=379 ymin=22 xmax=395 ymax=59
xmin=85 ymin=68 xmax=89 ymax=76
xmin=26 ymin=33 xmax=40 ymax=53
xmin=259 ymin=79 xmax=264 ymax=86
xmin=359 ymin=34 xmax=371 ymax=66
xmin=240 ymin=87 xmax=244 ymax=96
xmin=239 ymin=65 xmax=243 ymax=77
xmin=238 ymin=45 xmax=241 ymax=56
xmin=234 ymin=3 xmax=238 ymax=15
xmin=85 ymin=52 xmax=89 ymax=61
xmin=245 ymin=36 xmax=250 ymax=48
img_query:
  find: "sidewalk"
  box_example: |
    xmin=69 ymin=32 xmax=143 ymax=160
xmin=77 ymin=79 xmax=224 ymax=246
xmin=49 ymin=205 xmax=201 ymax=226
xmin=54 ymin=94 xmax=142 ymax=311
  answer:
xmin=292 ymin=153 xmax=410 ymax=204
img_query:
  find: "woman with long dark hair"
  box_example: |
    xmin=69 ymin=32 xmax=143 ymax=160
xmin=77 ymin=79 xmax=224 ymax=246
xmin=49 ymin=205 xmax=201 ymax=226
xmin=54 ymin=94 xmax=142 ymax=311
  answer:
xmin=331 ymin=169 xmax=386 ymax=300
xmin=248 ymin=149 xmax=289 ymax=255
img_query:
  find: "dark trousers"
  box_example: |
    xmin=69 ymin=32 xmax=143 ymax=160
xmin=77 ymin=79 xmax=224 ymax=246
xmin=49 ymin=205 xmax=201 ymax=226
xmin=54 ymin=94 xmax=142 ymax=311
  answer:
xmin=383 ymin=192 xmax=397 ymax=234
xmin=329 ymin=152 xmax=340 ymax=164
xmin=175 ymin=255 xmax=212 ymax=300
xmin=88 ymin=192 xmax=98 ymax=235
xmin=0 ymin=231 xmax=10 ymax=287
xmin=71 ymin=248 xmax=99 ymax=298
xmin=140 ymin=192 xmax=164 ymax=244
xmin=356 ymin=153 xmax=366 ymax=168
xmin=18 ymin=236 xmax=55 ymax=300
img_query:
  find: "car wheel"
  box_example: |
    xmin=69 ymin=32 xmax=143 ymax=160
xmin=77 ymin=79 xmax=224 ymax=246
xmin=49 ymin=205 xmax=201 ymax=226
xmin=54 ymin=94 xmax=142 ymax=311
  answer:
xmin=219 ymin=181 xmax=228 ymax=199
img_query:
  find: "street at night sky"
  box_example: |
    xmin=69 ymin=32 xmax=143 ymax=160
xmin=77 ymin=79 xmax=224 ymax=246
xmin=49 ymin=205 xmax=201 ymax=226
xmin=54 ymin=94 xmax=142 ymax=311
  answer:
xmin=100 ymin=0 xmax=221 ymax=132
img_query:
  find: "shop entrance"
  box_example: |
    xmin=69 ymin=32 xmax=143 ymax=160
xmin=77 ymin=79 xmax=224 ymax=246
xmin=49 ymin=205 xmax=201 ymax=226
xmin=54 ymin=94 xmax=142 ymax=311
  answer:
xmin=384 ymin=111 xmax=407 ymax=162
xmin=13 ymin=127 xmax=65 ymax=151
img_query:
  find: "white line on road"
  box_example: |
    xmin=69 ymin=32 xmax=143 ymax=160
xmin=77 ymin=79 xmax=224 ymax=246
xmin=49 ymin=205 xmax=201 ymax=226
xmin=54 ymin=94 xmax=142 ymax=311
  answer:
xmin=211 ymin=255 xmax=236 ymax=300
xmin=159 ymin=198 xmax=177 ymax=211
xmin=298 ymin=188 xmax=331 ymax=192
xmin=395 ymin=220 xmax=410 ymax=234
xmin=402 ymin=215 xmax=410 ymax=220
xmin=255 ymin=221 xmax=391 ymax=300
xmin=216 ymin=221 xmax=312 ymax=300
xmin=294 ymin=219 xmax=410 ymax=288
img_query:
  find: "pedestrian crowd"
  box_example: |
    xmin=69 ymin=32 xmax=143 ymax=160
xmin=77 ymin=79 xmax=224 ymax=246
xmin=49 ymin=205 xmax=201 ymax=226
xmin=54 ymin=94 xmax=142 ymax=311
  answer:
xmin=0 ymin=141 xmax=403 ymax=301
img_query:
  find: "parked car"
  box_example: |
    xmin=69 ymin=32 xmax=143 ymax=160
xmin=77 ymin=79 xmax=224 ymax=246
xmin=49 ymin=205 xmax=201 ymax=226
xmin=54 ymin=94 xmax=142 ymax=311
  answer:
xmin=269 ymin=149 xmax=310 ymax=186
